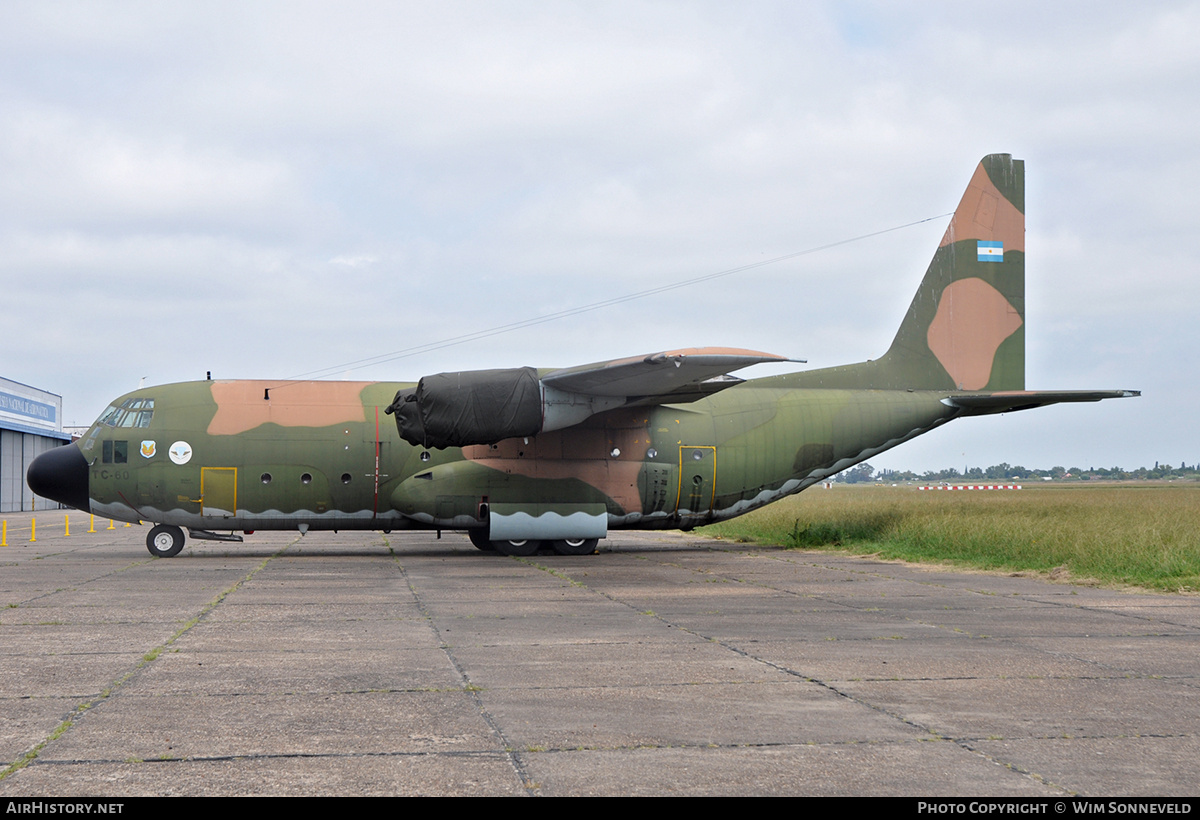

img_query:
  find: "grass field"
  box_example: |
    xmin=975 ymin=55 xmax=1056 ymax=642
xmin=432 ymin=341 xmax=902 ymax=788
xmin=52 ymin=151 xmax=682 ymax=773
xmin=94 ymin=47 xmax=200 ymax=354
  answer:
xmin=700 ymin=483 xmax=1200 ymax=592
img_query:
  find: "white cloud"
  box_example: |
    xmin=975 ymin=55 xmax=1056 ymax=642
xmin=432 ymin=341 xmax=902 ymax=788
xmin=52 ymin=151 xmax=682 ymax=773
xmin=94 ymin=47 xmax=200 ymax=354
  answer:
xmin=0 ymin=108 xmax=310 ymax=240
xmin=0 ymin=0 xmax=1191 ymax=467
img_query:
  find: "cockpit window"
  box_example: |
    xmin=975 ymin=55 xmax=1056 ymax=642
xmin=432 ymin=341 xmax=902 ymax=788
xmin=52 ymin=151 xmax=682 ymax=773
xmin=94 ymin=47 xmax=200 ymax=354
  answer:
xmin=97 ymin=398 xmax=155 ymax=428
xmin=102 ymin=440 xmax=128 ymax=464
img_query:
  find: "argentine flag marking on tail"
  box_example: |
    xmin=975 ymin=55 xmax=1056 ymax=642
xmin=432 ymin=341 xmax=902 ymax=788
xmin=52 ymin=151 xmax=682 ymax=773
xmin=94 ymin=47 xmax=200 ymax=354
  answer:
xmin=977 ymin=240 xmax=1003 ymax=262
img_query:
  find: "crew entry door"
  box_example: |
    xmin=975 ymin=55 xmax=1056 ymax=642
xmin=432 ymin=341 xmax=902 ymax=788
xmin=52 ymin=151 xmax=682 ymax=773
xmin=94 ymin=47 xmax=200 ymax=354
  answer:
xmin=201 ymin=467 xmax=237 ymax=518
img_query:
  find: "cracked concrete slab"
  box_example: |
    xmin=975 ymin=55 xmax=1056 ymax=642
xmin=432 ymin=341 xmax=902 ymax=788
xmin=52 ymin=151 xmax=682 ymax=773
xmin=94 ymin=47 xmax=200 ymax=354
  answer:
xmin=0 ymin=517 xmax=1196 ymax=796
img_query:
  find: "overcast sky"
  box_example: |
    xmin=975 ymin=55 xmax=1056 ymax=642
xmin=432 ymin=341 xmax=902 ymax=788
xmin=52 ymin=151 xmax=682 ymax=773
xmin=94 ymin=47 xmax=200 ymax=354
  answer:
xmin=2 ymin=1 xmax=1194 ymax=472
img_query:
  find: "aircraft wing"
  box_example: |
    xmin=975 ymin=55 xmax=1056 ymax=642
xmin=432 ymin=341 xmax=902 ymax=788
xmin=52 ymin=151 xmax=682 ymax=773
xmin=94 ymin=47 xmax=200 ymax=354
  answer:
xmin=386 ymin=347 xmax=798 ymax=449
xmin=543 ymin=347 xmax=798 ymax=399
xmin=943 ymin=390 xmax=1141 ymax=416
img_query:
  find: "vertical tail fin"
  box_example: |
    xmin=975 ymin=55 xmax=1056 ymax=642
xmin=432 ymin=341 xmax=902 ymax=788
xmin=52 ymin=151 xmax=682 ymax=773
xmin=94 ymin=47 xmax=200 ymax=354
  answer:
xmin=883 ymin=153 xmax=1025 ymax=391
xmin=790 ymin=154 xmax=1025 ymax=392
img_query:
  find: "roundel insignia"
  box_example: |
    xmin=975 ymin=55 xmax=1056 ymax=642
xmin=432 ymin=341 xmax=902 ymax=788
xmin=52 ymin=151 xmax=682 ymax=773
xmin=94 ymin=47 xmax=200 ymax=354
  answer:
xmin=140 ymin=440 xmax=156 ymax=458
xmin=168 ymin=441 xmax=193 ymax=465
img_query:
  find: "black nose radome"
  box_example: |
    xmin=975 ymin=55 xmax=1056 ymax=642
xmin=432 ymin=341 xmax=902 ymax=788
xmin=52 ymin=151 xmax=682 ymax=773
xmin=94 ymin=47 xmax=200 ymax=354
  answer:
xmin=27 ymin=444 xmax=90 ymax=512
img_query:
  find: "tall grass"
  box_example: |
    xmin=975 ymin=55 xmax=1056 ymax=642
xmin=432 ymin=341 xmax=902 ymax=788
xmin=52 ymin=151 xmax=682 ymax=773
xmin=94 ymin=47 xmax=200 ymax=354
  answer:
xmin=702 ymin=485 xmax=1200 ymax=592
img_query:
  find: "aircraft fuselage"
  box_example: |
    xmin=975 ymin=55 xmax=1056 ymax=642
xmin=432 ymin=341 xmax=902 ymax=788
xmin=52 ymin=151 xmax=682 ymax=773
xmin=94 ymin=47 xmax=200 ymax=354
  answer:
xmin=74 ymin=376 xmax=957 ymax=535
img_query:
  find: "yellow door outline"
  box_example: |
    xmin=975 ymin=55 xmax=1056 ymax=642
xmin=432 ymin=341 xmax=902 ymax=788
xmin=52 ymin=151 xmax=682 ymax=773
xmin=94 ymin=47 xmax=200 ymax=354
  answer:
xmin=201 ymin=467 xmax=238 ymax=518
xmin=676 ymin=445 xmax=716 ymax=515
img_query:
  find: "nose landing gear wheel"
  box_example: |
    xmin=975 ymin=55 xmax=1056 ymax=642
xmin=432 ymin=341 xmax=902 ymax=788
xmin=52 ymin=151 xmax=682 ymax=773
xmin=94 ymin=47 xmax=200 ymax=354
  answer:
xmin=146 ymin=524 xmax=185 ymax=557
xmin=550 ymin=538 xmax=598 ymax=555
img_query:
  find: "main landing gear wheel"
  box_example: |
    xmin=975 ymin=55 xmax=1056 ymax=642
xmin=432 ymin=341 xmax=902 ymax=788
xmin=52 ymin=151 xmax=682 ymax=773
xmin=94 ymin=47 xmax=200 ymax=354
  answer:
xmin=468 ymin=529 xmax=496 ymax=551
xmin=550 ymin=538 xmax=598 ymax=555
xmin=493 ymin=539 xmax=540 ymax=557
xmin=147 ymin=524 xmax=185 ymax=558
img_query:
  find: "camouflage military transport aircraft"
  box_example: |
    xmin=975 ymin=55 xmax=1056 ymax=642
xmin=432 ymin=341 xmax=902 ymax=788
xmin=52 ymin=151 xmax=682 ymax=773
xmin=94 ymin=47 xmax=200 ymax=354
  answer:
xmin=28 ymin=154 xmax=1137 ymax=557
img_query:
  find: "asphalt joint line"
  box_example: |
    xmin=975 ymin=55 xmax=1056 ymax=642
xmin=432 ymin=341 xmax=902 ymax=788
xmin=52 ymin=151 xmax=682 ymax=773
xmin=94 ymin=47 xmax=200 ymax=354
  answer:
xmin=951 ymin=737 xmax=1074 ymax=795
xmin=507 ymin=548 xmax=1085 ymax=795
xmin=690 ymin=546 xmax=1085 ymax=793
xmin=385 ymin=539 xmax=540 ymax=796
xmin=517 ymin=550 xmax=1060 ymax=788
xmin=6 ymin=555 xmax=162 ymax=608
xmin=651 ymin=544 xmax=1186 ymax=682
xmin=761 ymin=545 xmax=1198 ymax=630
xmin=717 ymin=548 xmax=1198 ymax=680
xmin=0 ymin=538 xmax=299 ymax=782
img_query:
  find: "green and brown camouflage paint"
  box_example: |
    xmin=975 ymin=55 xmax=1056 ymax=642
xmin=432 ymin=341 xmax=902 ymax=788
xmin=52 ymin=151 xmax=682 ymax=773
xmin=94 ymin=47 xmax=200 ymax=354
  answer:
xmin=43 ymin=155 xmax=1137 ymax=550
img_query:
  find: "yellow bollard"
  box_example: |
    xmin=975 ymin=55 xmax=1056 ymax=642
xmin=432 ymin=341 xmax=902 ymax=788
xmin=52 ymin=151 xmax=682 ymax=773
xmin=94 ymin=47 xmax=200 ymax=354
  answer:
xmin=2 ymin=520 xmax=6 ymax=547
xmin=89 ymin=515 xmax=96 ymax=533
xmin=124 ymin=522 xmax=132 ymax=528
xmin=65 ymin=514 xmax=70 ymax=537
xmin=30 ymin=519 xmax=36 ymax=543
xmin=107 ymin=519 xmax=115 ymax=530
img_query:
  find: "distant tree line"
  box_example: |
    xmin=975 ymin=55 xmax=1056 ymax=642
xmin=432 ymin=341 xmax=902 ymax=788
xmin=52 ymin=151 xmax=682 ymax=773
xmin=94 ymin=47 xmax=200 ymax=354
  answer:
xmin=838 ymin=462 xmax=1200 ymax=484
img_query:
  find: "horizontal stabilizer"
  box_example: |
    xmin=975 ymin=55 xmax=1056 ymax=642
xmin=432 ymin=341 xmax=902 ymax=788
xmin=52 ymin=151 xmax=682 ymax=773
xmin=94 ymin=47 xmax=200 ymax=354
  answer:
xmin=943 ymin=389 xmax=1140 ymax=416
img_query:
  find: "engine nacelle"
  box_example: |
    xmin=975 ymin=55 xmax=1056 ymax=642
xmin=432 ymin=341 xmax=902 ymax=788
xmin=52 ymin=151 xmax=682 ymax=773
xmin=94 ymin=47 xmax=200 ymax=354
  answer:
xmin=384 ymin=367 xmax=622 ymax=449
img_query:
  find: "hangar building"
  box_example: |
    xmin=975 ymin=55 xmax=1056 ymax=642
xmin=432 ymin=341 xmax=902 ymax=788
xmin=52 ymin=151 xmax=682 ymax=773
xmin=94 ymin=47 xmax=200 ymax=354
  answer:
xmin=1 ymin=377 xmax=71 ymax=513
